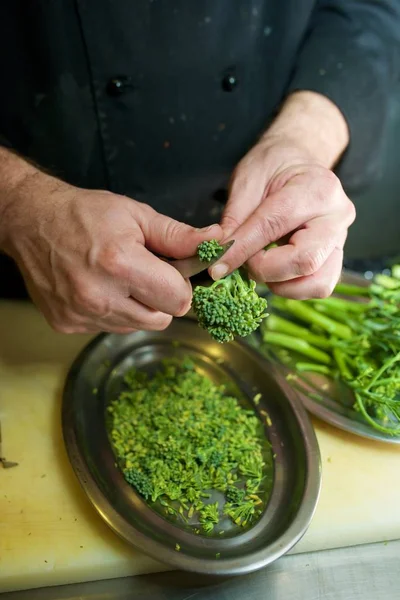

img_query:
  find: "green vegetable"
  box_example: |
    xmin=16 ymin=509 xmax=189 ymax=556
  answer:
xmin=193 ymin=273 xmax=268 ymax=344
xmin=271 ymin=296 xmax=352 ymax=340
xmin=197 ymin=239 xmax=224 ymax=262
xmin=392 ymin=265 xmax=400 ymax=280
xmin=265 ymin=313 xmax=331 ymax=350
xmin=262 ymin=331 xmax=332 ymax=364
xmin=108 ymin=357 xmax=273 ymax=532
xmin=295 ymin=363 xmax=331 ymax=375
xmin=260 ymin=266 xmax=400 ymax=435
xmin=192 ymin=240 xmax=268 ymax=343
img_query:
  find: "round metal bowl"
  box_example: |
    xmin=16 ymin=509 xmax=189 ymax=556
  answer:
xmin=62 ymin=317 xmax=321 ymax=576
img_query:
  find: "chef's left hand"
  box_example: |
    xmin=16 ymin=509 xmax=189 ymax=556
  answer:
xmin=212 ymin=92 xmax=356 ymax=300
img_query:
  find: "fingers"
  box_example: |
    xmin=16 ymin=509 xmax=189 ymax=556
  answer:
xmin=94 ymin=240 xmax=193 ymax=317
xmin=268 ymin=246 xmax=344 ymax=300
xmin=211 ymin=186 xmax=314 ymax=279
xmin=124 ymin=245 xmax=193 ymax=316
xmin=220 ymin=159 xmax=268 ymax=239
xmin=104 ymin=297 xmax=172 ymax=331
xmin=46 ymin=294 xmax=172 ymax=334
xmin=213 ymin=170 xmax=354 ymax=281
xmin=137 ymin=206 xmax=223 ymax=259
xmin=246 ymin=217 xmax=346 ymax=283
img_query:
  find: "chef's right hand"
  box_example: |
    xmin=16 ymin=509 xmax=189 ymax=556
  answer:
xmin=1 ymin=173 xmax=221 ymax=333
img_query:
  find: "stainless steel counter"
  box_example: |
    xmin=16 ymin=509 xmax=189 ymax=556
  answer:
xmin=3 ymin=540 xmax=399 ymax=600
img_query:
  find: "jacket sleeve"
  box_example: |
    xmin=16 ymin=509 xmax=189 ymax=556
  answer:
xmin=287 ymin=0 xmax=400 ymax=189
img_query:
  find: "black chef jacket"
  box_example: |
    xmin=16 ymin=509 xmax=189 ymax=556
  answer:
xmin=1 ymin=1 xmax=400 ymax=297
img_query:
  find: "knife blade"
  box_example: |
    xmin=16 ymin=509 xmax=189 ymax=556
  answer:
xmin=168 ymin=240 xmax=235 ymax=279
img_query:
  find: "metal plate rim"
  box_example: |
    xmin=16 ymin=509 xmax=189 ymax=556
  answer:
xmin=62 ymin=323 xmax=321 ymax=576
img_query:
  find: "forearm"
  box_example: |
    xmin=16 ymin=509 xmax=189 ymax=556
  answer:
xmin=260 ymin=91 xmax=350 ymax=169
xmin=0 ymin=147 xmax=54 ymax=252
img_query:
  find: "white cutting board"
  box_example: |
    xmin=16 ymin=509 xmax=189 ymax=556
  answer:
xmin=0 ymin=301 xmax=399 ymax=593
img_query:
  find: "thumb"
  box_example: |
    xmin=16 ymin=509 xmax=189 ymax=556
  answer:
xmin=140 ymin=210 xmax=223 ymax=259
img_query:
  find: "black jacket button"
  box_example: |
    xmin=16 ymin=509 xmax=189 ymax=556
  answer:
xmin=222 ymin=72 xmax=238 ymax=92
xmin=106 ymin=76 xmax=133 ymax=96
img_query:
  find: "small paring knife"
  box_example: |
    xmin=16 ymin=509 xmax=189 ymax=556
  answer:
xmin=167 ymin=240 xmax=235 ymax=279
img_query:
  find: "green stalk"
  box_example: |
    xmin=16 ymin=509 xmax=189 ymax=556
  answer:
xmin=334 ymin=283 xmax=370 ymax=297
xmin=295 ymin=362 xmax=332 ymax=375
xmin=263 ymin=314 xmax=331 ymax=350
xmin=262 ymin=331 xmax=332 ymax=364
xmin=312 ymin=302 xmax=360 ymax=332
xmin=272 ymin=297 xmax=352 ymax=340
xmin=312 ymin=296 xmax=370 ymax=314
xmin=355 ymin=393 xmax=400 ymax=435
xmin=333 ymin=347 xmax=353 ymax=380
xmin=365 ymin=351 xmax=400 ymax=392
xmin=391 ymin=265 xmax=400 ymax=280
xmin=369 ymin=377 xmax=400 ymax=387
xmin=374 ymin=274 xmax=400 ymax=290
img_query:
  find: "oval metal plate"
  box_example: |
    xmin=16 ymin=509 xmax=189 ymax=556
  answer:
xmin=253 ymin=270 xmax=400 ymax=445
xmin=62 ymin=317 xmax=321 ymax=576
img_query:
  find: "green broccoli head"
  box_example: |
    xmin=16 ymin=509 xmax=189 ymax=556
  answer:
xmin=192 ymin=270 xmax=268 ymax=343
xmin=124 ymin=468 xmax=153 ymax=500
xmin=197 ymin=239 xmax=224 ymax=262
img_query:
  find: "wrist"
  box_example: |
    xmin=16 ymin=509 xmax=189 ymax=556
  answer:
xmin=260 ymin=91 xmax=349 ymax=169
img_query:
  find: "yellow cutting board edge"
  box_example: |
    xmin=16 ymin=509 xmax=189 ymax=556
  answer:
xmin=0 ymin=301 xmax=399 ymax=593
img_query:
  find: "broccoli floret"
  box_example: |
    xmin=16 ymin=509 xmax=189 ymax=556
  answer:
xmin=197 ymin=239 xmax=224 ymax=262
xmin=192 ymin=270 xmax=268 ymax=343
xmin=124 ymin=468 xmax=153 ymax=500
xmin=225 ymin=485 xmax=246 ymax=504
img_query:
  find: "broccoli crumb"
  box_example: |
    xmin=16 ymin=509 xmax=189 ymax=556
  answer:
xmin=260 ymin=410 xmax=272 ymax=426
xmin=107 ymin=357 xmax=273 ymax=533
xmin=253 ymin=393 xmax=262 ymax=405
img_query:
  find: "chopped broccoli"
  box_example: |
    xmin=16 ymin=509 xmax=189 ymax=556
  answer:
xmin=125 ymin=468 xmax=153 ymax=500
xmin=192 ymin=269 xmax=268 ymax=343
xmin=225 ymin=485 xmax=246 ymax=504
xmin=197 ymin=239 xmax=224 ymax=262
xmin=108 ymin=358 xmax=272 ymax=531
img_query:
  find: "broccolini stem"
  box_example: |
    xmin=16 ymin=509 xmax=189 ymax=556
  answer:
xmin=365 ymin=351 xmax=400 ymax=392
xmin=262 ymin=331 xmax=332 ymax=364
xmin=271 ymin=297 xmax=352 ymax=340
xmin=334 ymin=283 xmax=370 ymax=297
xmin=392 ymin=265 xmax=400 ymax=280
xmin=374 ymin=273 xmax=400 ymax=290
xmin=333 ymin=347 xmax=353 ymax=380
xmin=369 ymin=377 xmax=400 ymax=387
xmin=295 ymin=362 xmax=332 ymax=375
xmin=355 ymin=393 xmax=400 ymax=435
xmin=312 ymin=296 xmax=370 ymax=314
xmin=310 ymin=301 xmax=351 ymax=325
xmin=263 ymin=313 xmax=331 ymax=350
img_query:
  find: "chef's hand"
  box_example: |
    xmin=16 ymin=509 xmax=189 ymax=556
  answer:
xmin=214 ymin=91 xmax=356 ymax=299
xmin=0 ymin=155 xmax=221 ymax=333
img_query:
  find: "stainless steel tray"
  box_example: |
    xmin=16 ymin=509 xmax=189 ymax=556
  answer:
xmin=62 ymin=318 xmax=321 ymax=576
xmin=253 ymin=271 xmax=400 ymax=445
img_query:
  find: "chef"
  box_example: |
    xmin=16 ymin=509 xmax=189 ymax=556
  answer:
xmin=0 ymin=1 xmax=399 ymax=334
